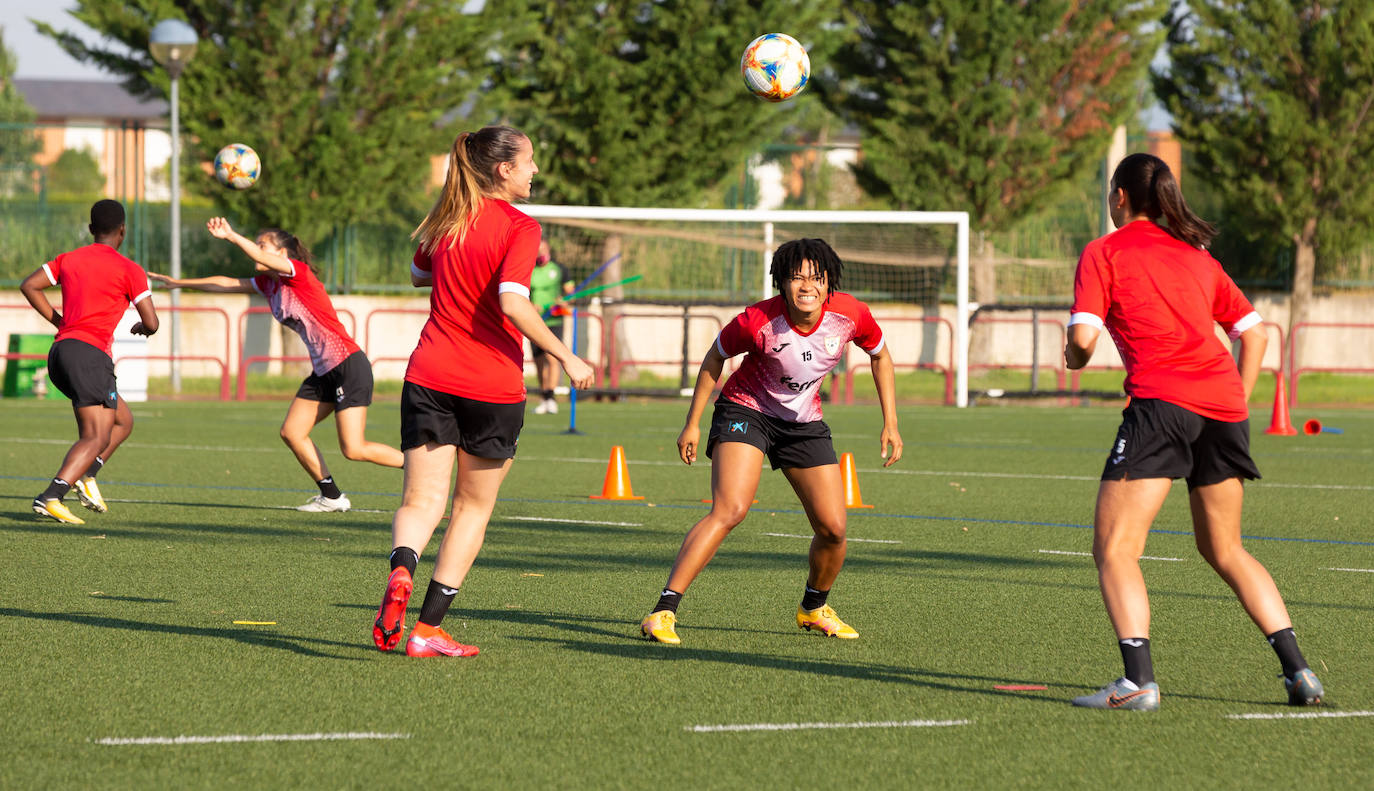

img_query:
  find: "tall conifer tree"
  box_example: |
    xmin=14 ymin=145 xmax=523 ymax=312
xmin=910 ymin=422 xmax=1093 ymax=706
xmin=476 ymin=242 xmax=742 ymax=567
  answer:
xmin=1155 ymin=0 xmax=1374 ymax=331
xmin=0 ymin=27 xmax=41 ymax=191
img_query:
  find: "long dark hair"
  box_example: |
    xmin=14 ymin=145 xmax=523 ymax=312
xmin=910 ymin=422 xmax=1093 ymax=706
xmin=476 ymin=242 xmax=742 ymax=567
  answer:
xmin=257 ymin=228 xmax=314 ymax=270
xmin=413 ymin=125 xmax=529 ymax=253
xmin=1112 ymin=153 xmax=1216 ymax=249
xmin=770 ymin=237 xmax=843 ymax=297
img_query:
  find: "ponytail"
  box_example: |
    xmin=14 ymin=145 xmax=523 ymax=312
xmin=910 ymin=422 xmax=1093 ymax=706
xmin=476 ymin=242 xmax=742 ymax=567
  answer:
xmin=1112 ymin=153 xmax=1216 ymax=249
xmin=413 ymin=125 xmax=529 ymax=253
xmin=258 ymin=228 xmax=314 ymax=270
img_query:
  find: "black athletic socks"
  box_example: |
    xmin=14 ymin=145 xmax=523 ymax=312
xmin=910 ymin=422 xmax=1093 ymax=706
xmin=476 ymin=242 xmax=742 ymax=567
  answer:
xmin=1119 ymin=638 xmax=1155 ymax=686
xmin=653 ymin=588 xmax=683 ymax=614
xmin=389 ymin=546 xmax=419 ymax=576
xmin=83 ymin=456 xmax=104 ymax=480
xmin=418 ymin=580 xmax=459 ymax=627
xmin=1266 ymin=628 xmax=1309 ymax=679
xmin=316 ymin=476 xmax=343 ymax=499
xmin=541 ymin=388 xmax=555 ymax=401
xmin=801 ymin=585 xmax=830 ymax=612
xmin=39 ymin=478 xmax=71 ymax=502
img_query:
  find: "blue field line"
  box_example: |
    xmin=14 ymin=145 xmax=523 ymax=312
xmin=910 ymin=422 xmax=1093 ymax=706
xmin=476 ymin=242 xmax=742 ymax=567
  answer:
xmin=5 ymin=475 xmax=1372 ymax=548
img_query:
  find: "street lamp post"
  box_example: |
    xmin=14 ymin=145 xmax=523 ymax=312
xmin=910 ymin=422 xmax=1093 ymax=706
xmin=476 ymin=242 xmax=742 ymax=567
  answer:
xmin=149 ymin=19 xmax=198 ymax=394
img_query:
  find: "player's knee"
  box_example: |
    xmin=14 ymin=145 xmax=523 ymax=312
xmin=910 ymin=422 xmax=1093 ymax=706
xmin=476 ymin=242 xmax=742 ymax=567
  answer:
xmin=710 ymin=503 xmax=751 ymax=528
xmin=340 ymin=442 xmax=367 ymax=462
xmin=813 ymin=519 xmax=846 ymax=544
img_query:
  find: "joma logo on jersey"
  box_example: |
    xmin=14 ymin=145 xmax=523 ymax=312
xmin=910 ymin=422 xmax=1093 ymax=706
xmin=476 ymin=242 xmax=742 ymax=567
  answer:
xmin=780 ymin=374 xmax=824 ymax=393
xmin=729 ymin=421 xmax=748 ymax=434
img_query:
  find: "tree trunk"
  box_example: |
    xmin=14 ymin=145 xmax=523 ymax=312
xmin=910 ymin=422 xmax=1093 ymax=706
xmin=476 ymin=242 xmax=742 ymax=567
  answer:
xmin=1288 ymin=217 xmax=1317 ymax=378
xmin=602 ymin=234 xmax=626 ymax=387
xmin=970 ymin=232 xmax=998 ymax=368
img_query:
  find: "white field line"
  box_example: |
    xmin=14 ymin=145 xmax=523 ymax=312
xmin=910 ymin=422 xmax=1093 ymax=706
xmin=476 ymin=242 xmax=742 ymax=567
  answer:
xmin=1323 ymin=567 xmax=1374 ymax=573
xmin=1227 ymin=710 xmax=1374 ymax=721
xmin=95 ymin=731 xmax=409 ymax=746
xmin=0 ymin=436 xmax=278 ymax=453
xmin=507 ymin=516 xmax=644 ymax=527
xmin=763 ymin=532 xmax=900 ymax=544
xmin=688 ymin=718 xmax=970 ymax=733
xmin=102 ymin=498 xmax=396 ymax=515
xmin=1038 ymin=549 xmax=1183 ymax=562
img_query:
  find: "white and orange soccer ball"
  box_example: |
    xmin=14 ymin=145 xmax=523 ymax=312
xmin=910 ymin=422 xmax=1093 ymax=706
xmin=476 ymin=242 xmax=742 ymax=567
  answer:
xmin=740 ymin=33 xmax=810 ymax=102
xmin=213 ymin=143 xmax=261 ymax=190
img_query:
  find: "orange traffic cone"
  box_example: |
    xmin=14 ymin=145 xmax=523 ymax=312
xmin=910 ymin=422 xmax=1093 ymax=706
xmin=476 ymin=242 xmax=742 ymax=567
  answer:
xmin=1264 ymin=372 xmax=1297 ymax=436
xmin=839 ymin=452 xmax=874 ymax=509
xmin=590 ymin=445 xmax=645 ymax=500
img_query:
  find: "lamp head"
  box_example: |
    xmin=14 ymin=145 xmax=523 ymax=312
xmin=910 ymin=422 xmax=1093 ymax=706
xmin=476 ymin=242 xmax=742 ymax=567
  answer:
xmin=149 ymin=19 xmax=198 ymax=77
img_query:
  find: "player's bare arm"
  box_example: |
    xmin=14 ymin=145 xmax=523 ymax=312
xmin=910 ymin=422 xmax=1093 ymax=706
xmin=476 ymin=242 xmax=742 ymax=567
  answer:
xmin=498 ymin=290 xmax=594 ymax=390
xmin=148 ymin=273 xmax=256 ymax=294
xmin=207 ymin=217 xmax=293 ymax=274
xmin=19 ymin=267 xmax=60 ymax=328
xmin=1064 ymin=323 xmax=1099 ymax=370
xmin=129 ymin=294 xmax=159 ymax=336
xmin=677 ymin=345 xmax=726 ymax=465
xmin=869 ymin=346 xmax=903 ymax=466
xmin=1234 ymin=323 xmax=1268 ymax=402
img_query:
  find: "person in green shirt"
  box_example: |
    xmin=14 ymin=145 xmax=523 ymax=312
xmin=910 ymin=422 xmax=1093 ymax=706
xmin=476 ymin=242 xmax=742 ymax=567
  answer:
xmin=529 ymin=239 xmax=570 ymax=414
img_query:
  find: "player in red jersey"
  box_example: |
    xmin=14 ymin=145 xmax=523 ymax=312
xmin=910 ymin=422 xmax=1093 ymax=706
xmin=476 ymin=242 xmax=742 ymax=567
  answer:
xmin=640 ymin=238 xmax=903 ymax=646
xmin=1065 ymin=153 xmax=1323 ymax=710
xmin=150 ymin=218 xmax=403 ymax=512
xmin=20 ymin=200 xmax=159 ymax=524
xmin=370 ymin=125 xmax=594 ymax=658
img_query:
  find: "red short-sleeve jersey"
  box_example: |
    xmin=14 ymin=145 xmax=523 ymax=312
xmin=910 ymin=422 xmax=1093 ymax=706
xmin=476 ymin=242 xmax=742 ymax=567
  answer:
xmin=717 ymin=292 xmax=884 ymax=423
xmin=44 ymin=243 xmax=152 ymax=356
xmin=1070 ymin=220 xmax=1261 ymax=421
xmin=405 ymin=199 xmax=541 ymax=403
xmin=252 ymin=260 xmax=360 ymax=375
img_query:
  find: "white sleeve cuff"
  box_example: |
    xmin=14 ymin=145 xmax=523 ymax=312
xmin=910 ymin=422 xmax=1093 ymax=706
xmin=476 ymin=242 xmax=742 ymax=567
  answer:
xmin=42 ymin=263 xmax=56 ymax=286
xmin=410 ymin=262 xmax=431 ymax=280
xmin=1068 ymin=312 xmax=1105 ymax=330
xmin=498 ymin=281 xmax=530 ymax=298
xmin=1228 ymin=311 xmax=1262 ymax=340
xmin=865 ymin=335 xmax=886 ymax=357
xmin=131 ymin=289 xmax=152 ymax=304
xmin=715 ymin=334 xmax=729 ymax=358
xmin=251 ymin=279 xmax=266 ymax=297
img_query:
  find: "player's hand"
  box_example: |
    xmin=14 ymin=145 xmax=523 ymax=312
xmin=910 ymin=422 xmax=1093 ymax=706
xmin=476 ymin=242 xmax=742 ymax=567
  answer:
xmin=147 ymin=272 xmax=178 ymax=288
xmin=562 ymin=356 xmax=595 ymax=390
xmin=879 ymin=426 xmax=903 ymax=467
xmin=677 ymin=425 xmax=700 ymax=465
xmin=129 ymin=322 xmax=156 ymax=337
xmin=206 ymin=216 xmax=234 ymax=240
xmin=49 ymin=311 xmax=62 ymax=329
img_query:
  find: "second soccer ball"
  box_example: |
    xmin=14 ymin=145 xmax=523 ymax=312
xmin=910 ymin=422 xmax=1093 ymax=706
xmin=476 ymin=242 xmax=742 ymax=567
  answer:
xmin=740 ymin=33 xmax=810 ymax=102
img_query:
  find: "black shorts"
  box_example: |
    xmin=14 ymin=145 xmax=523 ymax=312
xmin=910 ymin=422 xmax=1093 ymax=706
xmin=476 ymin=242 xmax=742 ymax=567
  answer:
xmin=1101 ymin=398 xmax=1261 ymax=490
xmin=296 ymin=351 xmax=374 ymax=410
xmin=530 ymin=319 xmax=564 ymax=360
xmin=706 ymin=400 xmax=836 ymax=470
xmin=48 ymin=339 xmax=117 ymax=409
xmin=400 ymin=381 xmax=524 ymax=458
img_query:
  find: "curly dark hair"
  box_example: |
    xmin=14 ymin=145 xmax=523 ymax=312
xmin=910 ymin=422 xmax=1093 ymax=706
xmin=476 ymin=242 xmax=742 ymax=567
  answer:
xmin=769 ymin=238 xmax=842 ymax=298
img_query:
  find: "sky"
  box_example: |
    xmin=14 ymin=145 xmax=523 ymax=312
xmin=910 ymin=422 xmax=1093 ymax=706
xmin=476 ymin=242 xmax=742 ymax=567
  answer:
xmin=2 ymin=1 xmax=122 ymax=81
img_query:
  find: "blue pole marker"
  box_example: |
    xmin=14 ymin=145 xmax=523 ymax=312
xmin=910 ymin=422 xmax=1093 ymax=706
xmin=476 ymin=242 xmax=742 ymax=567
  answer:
xmin=563 ymin=307 xmax=582 ymax=435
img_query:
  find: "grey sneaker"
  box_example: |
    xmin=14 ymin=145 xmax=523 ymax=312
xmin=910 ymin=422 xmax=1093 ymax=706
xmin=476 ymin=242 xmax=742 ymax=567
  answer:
xmin=1284 ymin=668 xmax=1324 ymax=706
xmin=297 ymin=494 xmax=351 ymax=512
xmin=1072 ymin=677 xmax=1160 ymax=711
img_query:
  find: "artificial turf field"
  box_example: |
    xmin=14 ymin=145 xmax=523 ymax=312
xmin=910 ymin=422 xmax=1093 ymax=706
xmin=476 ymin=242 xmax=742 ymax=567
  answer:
xmin=1 ymin=397 xmax=1370 ymax=789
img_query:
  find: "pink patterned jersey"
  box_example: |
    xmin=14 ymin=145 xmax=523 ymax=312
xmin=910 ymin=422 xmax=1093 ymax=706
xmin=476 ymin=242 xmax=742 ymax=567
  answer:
xmin=252 ymin=260 xmax=360 ymax=375
xmin=716 ymin=293 xmax=884 ymax=423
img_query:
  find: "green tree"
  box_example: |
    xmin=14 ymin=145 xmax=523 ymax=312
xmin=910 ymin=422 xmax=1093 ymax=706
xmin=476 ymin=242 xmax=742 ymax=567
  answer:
xmin=817 ymin=1 xmax=1165 ymax=306
xmin=46 ymin=147 xmax=105 ymax=197
xmin=1154 ymin=1 xmax=1374 ymax=332
xmin=38 ymin=1 xmax=500 ymax=243
xmin=489 ymin=1 xmax=838 ymax=207
xmin=0 ymin=26 xmax=41 ymax=193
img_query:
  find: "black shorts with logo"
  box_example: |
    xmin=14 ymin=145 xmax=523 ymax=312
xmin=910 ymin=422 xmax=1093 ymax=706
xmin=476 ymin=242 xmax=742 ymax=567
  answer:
xmin=706 ymin=400 xmax=836 ymax=470
xmin=400 ymin=381 xmax=524 ymax=459
xmin=48 ymin=339 xmax=117 ymax=409
xmin=296 ymin=350 xmax=374 ymax=410
xmin=1101 ymin=398 xmax=1261 ymax=490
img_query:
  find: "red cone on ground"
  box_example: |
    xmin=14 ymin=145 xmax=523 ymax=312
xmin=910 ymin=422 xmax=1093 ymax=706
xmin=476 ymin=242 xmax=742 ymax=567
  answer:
xmin=590 ymin=445 xmax=645 ymax=500
xmin=840 ymin=452 xmax=874 ymax=509
xmin=1265 ymin=372 xmax=1297 ymax=436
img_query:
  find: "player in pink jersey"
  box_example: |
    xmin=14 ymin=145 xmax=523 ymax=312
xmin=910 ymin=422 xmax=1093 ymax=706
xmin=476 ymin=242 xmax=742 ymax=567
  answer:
xmin=640 ymin=238 xmax=902 ymax=646
xmin=1065 ymin=153 xmax=1322 ymax=710
xmin=150 ymin=218 xmax=403 ymax=513
xmin=20 ymin=200 xmax=159 ymax=525
xmin=370 ymin=125 xmax=594 ymax=658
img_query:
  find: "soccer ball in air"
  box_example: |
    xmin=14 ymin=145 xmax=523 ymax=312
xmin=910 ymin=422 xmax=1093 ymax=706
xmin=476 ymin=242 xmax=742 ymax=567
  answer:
xmin=740 ymin=33 xmax=810 ymax=102
xmin=213 ymin=143 xmax=261 ymax=190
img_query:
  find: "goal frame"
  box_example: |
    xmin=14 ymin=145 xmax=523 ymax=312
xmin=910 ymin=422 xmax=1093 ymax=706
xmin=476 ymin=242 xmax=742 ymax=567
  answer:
xmin=521 ymin=205 xmax=973 ymax=407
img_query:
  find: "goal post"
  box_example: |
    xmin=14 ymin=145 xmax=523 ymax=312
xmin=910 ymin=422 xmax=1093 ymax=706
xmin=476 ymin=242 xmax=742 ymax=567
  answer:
xmin=521 ymin=205 xmax=973 ymax=407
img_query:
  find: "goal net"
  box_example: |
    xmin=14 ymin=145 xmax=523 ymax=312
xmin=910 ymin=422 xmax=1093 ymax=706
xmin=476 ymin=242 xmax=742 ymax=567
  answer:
xmin=522 ymin=206 xmax=972 ymax=406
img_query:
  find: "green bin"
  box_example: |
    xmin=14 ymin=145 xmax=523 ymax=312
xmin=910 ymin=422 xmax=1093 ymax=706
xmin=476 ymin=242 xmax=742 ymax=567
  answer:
xmin=3 ymin=334 xmax=62 ymax=399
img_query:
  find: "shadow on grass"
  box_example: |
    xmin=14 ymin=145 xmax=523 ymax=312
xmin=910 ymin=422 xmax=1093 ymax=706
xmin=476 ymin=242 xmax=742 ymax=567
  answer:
xmin=0 ymin=606 xmax=367 ymax=660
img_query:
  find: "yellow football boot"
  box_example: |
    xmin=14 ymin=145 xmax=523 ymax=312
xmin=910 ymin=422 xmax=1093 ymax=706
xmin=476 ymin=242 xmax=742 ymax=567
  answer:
xmin=797 ymin=604 xmax=859 ymax=639
xmin=32 ymin=498 xmax=85 ymax=525
xmin=640 ymin=610 xmax=681 ymax=645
